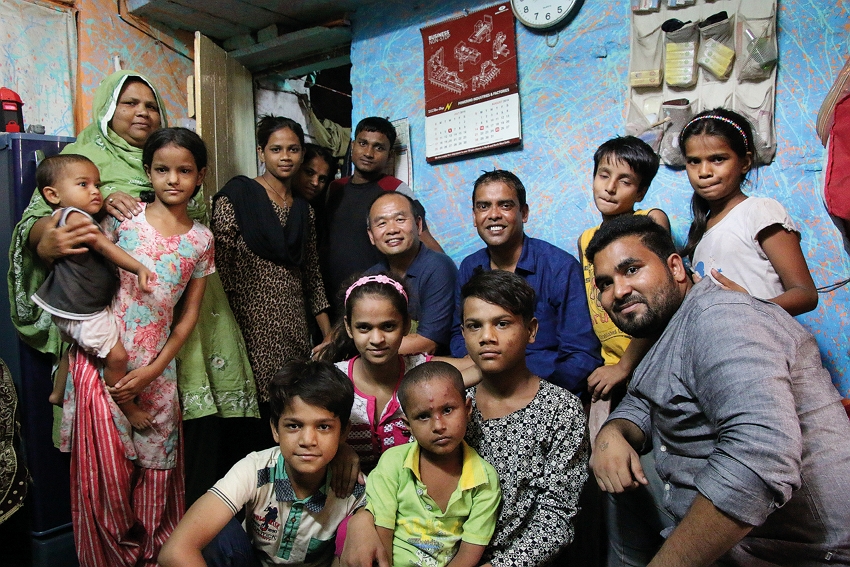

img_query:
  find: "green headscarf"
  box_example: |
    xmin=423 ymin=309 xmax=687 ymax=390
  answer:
xmin=7 ymin=70 xmax=203 ymax=355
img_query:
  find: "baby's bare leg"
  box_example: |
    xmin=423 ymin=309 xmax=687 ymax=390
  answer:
xmin=104 ymin=342 xmax=153 ymax=431
xmin=48 ymin=350 xmax=70 ymax=406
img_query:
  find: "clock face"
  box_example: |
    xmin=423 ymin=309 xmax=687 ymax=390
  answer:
xmin=510 ymin=0 xmax=579 ymax=29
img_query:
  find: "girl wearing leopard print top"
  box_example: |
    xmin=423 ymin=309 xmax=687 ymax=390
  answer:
xmin=212 ymin=117 xmax=331 ymax=412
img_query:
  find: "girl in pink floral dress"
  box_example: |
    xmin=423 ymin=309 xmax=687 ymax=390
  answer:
xmin=62 ymin=127 xmax=214 ymax=566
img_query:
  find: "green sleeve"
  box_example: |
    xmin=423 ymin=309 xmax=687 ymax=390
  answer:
xmin=460 ymin=461 xmax=502 ymax=546
xmin=364 ymin=448 xmax=402 ymax=531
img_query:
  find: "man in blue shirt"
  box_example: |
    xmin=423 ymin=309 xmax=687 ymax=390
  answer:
xmin=367 ymin=192 xmax=458 ymax=355
xmin=449 ymin=170 xmax=602 ymax=394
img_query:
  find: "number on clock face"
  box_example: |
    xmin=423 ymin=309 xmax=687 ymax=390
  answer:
xmin=511 ymin=0 xmax=579 ymax=30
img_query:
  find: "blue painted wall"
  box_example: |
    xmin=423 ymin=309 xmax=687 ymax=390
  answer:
xmin=349 ymin=0 xmax=850 ymax=396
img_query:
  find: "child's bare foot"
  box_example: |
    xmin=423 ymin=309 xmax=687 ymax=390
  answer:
xmin=121 ymin=402 xmax=153 ymax=431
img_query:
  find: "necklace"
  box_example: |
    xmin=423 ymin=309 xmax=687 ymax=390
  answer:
xmin=259 ymin=173 xmax=290 ymax=205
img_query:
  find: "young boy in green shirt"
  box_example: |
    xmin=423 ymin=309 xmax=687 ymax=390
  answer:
xmin=365 ymin=361 xmax=501 ymax=567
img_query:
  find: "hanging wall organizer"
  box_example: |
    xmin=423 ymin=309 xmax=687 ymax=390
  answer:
xmin=627 ymin=0 xmax=778 ymax=166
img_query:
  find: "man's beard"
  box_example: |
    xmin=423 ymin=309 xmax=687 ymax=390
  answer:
xmin=610 ymin=276 xmax=682 ymax=339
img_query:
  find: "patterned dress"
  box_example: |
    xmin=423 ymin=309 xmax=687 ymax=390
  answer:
xmin=212 ymin=190 xmax=328 ymax=401
xmin=465 ymin=380 xmax=589 ymax=567
xmin=110 ymin=204 xmax=215 ymax=467
xmin=58 ymin=204 xmax=214 ymax=567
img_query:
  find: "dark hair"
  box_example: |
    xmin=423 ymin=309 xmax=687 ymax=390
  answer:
xmin=397 ymin=361 xmax=466 ymax=415
xmin=36 ymin=154 xmax=97 ymax=203
xmin=411 ymin=199 xmax=429 ymax=232
xmin=366 ymin=191 xmax=419 ymax=229
xmin=303 ymin=143 xmax=338 ymax=182
xmin=472 ymin=170 xmax=527 ymax=209
xmin=593 ymin=136 xmax=660 ymax=192
xmin=678 ymin=108 xmax=754 ymax=259
xmin=256 ymin=115 xmax=305 ymax=150
xmin=585 ymin=214 xmax=677 ymax=265
xmin=315 ymin=272 xmax=411 ymax=363
xmin=461 ymin=269 xmax=535 ymax=323
xmin=268 ymin=359 xmax=354 ymax=428
xmin=142 ymin=127 xmax=208 ymax=197
xmin=354 ymin=116 xmax=397 ymax=148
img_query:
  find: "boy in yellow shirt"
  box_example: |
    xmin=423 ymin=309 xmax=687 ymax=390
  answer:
xmin=578 ymin=136 xmax=673 ymax=566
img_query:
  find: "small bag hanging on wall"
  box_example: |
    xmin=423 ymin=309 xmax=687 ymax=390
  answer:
xmin=737 ymin=5 xmax=777 ymax=82
xmin=822 ymin=63 xmax=850 ymax=222
xmin=626 ymin=96 xmax=665 ymax=152
xmin=630 ymin=21 xmax=664 ymax=88
xmin=659 ymin=98 xmax=695 ymax=166
xmin=697 ymin=12 xmax=735 ymax=81
xmin=663 ymin=19 xmax=699 ymax=88
xmin=824 ymin=97 xmax=850 ymax=221
xmin=734 ymin=86 xmax=775 ymax=164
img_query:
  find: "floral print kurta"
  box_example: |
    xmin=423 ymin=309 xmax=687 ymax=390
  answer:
xmin=110 ymin=204 xmax=214 ymax=469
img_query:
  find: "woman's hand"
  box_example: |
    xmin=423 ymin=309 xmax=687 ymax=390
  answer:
xmin=137 ymin=267 xmax=154 ymax=293
xmin=108 ymin=365 xmax=159 ymax=404
xmin=104 ymin=191 xmax=142 ymax=221
xmin=311 ymin=338 xmax=332 ymax=359
xmin=33 ymin=214 xmax=98 ymax=263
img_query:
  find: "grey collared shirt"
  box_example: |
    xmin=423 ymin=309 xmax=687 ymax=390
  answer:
xmin=610 ymin=279 xmax=850 ymax=565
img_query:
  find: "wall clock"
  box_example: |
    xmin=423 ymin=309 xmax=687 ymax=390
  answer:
xmin=510 ymin=0 xmax=580 ymax=30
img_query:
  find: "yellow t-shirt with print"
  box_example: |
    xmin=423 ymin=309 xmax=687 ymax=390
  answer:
xmin=578 ymin=210 xmax=652 ymax=366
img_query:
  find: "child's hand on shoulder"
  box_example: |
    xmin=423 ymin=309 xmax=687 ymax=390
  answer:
xmin=330 ymin=443 xmax=364 ymax=498
xmin=709 ymin=268 xmax=748 ymax=294
xmin=137 ymin=267 xmax=154 ymax=293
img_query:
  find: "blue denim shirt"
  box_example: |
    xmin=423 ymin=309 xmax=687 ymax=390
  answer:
xmin=611 ymin=279 xmax=850 ymax=564
xmin=450 ymin=236 xmax=602 ymax=394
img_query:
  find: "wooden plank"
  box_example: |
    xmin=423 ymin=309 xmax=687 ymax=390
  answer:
xmin=230 ymin=26 xmax=351 ymax=71
xmin=256 ymin=50 xmax=350 ymax=81
xmin=131 ymin=2 xmax=251 ymax=38
xmin=129 ymin=0 xmax=302 ymax=39
xmin=195 ymin=32 xmax=256 ymax=208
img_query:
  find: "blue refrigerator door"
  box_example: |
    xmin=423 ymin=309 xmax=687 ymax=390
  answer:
xmin=0 ymin=133 xmax=76 ymax=546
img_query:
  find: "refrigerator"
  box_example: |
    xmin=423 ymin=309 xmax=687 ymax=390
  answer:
xmin=0 ymin=132 xmax=79 ymax=566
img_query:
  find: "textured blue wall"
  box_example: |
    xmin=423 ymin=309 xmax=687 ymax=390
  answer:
xmin=350 ymin=1 xmax=850 ymax=397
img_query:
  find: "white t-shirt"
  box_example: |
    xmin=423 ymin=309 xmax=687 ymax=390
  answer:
xmin=209 ymin=447 xmax=366 ymax=566
xmin=692 ymin=197 xmax=798 ymax=301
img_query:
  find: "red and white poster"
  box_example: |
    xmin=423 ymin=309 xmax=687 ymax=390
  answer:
xmin=421 ymin=3 xmax=521 ymax=163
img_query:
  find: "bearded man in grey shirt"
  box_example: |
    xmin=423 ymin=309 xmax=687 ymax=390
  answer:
xmin=586 ymin=215 xmax=850 ymax=567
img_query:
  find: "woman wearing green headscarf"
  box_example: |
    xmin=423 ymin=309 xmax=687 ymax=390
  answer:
xmin=8 ymin=70 xmax=258 ymax=428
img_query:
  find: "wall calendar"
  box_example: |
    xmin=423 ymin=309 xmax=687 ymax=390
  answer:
xmin=421 ymin=3 xmax=521 ymax=163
